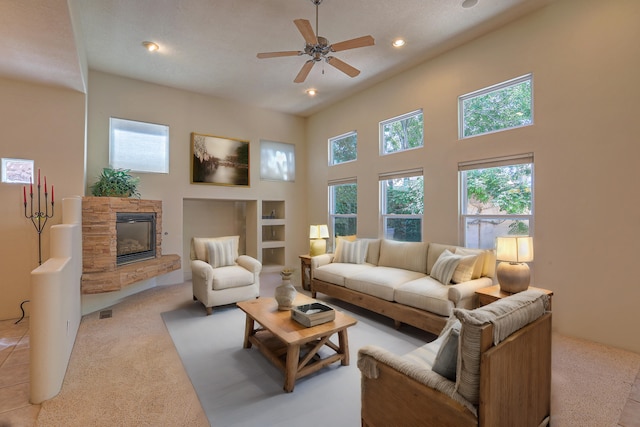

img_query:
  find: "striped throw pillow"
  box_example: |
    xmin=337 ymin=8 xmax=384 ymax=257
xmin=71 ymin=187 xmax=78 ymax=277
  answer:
xmin=431 ymin=249 xmax=462 ymax=285
xmin=206 ymin=240 xmax=235 ymax=268
xmin=335 ymin=239 xmax=369 ymax=264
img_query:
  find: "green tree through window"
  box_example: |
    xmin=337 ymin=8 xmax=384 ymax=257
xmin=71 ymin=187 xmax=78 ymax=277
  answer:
xmin=381 ymin=110 xmax=423 ymax=155
xmin=461 ymin=75 xmax=532 ymax=138
xmin=330 ymin=132 xmax=357 ymax=165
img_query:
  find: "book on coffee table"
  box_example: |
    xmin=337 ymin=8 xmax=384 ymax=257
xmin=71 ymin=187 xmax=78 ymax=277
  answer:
xmin=291 ymin=302 xmax=335 ymax=327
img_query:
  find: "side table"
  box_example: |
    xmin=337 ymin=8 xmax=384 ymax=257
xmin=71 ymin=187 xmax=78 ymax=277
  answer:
xmin=299 ymin=254 xmax=312 ymax=291
xmin=475 ymin=284 xmax=553 ymax=309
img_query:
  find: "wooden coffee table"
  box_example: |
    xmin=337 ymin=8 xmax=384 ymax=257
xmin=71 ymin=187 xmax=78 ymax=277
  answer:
xmin=236 ymin=294 xmax=357 ymax=392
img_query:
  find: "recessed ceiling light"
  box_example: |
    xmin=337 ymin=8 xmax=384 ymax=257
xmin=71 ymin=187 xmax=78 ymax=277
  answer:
xmin=306 ymin=88 xmax=317 ymax=96
xmin=392 ymin=39 xmax=406 ymax=48
xmin=142 ymin=41 xmax=159 ymax=52
xmin=462 ymin=0 xmax=478 ymax=8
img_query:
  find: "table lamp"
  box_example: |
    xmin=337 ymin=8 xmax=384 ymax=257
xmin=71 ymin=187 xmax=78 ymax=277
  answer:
xmin=496 ymin=235 xmax=534 ymax=293
xmin=309 ymin=224 xmax=329 ymax=256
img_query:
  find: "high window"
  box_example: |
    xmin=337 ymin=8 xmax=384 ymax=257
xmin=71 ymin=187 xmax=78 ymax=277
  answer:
xmin=459 ymin=74 xmax=533 ymax=139
xmin=380 ymin=169 xmax=423 ymax=242
xmin=380 ymin=110 xmax=424 ymax=155
xmin=459 ymin=154 xmax=534 ymax=249
xmin=329 ymin=131 xmax=357 ymax=165
xmin=260 ymin=140 xmax=295 ymax=182
xmin=110 ymin=117 xmax=169 ymax=173
xmin=329 ymin=179 xmax=357 ymax=242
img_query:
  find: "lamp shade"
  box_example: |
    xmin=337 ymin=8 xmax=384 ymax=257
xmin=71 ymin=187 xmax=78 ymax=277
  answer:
xmin=309 ymin=224 xmax=329 ymax=239
xmin=496 ymin=236 xmax=533 ymax=263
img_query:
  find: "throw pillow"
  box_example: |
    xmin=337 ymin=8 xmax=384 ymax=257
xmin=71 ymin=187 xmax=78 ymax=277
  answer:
xmin=206 ymin=239 xmax=235 ymax=268
xmin=431 ymin=250 xmax=462 ymax=285
xmin=455 ymin=248 xmax=486 ymax=279
xmin=334 ymin=239 xmax=369 ymax=264
xmin=431 ymin=326 xmax=460 ymax=381
xmin=451 ymin=254 xmax=478 ymax=284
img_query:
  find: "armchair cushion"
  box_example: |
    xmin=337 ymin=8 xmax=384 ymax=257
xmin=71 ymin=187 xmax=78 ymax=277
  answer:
xmin=431 ymin=327 xmax=459 ymax=381
xmin=210 ymin=265 xmax=255 ymax=290
xmin=453 ymin=290 xmax=550 ymax=405
xmin=206 ymin=240 xmax=235 ymax=268
xmin=191 ymin=236 xmax=239 ymax=262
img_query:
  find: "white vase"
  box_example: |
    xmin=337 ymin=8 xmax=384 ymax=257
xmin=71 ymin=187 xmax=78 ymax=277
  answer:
xmin=275 ymin=272 xmax=296 ymax=311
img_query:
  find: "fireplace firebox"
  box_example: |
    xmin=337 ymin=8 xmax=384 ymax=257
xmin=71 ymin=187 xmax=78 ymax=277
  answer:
xmin=116 ymin=212 xmax=156 ymax=265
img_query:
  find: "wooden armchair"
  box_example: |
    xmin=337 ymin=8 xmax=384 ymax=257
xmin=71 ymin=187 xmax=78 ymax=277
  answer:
xmin=358 ymin=290 xmax=552 ymax=427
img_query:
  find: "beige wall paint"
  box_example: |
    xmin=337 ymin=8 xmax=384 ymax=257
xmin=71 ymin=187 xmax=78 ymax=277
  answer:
xmin=306 ymin=0 xmax=640 ymax=353
xmin=86 ymin=71 xmax=308 ymax=288
xmin=0 ymin=78 xmax=86 ymax=320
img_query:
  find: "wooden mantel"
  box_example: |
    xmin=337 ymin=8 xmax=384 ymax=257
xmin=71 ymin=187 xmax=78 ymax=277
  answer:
xmin=81 ymin=197 xmax=180 ymax=294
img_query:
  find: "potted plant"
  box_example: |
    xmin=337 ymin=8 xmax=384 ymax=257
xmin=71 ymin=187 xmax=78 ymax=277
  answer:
xmin=90 ymin=168 xmax=140 ymax=198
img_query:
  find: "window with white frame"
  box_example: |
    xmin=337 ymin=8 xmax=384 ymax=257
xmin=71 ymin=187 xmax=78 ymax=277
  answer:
xmin=329 ymin=179 xmax=358 ymax=244
xmin=110 ymin=117 xmax=169 ymax=173
xmin=459 ymin=154 xmax=533 ymax=249
xmin=459 ymin=74 xmax=533 ymax=139
xmin=380 ymin=169 xmax=423 ymax=242
xmin=329 ymin=131 xmax=357 ymax=165
xmin=260 ymin=140 xmax=295 ymax=182
xmin=380 ymin=110 xmax=424 ymax=155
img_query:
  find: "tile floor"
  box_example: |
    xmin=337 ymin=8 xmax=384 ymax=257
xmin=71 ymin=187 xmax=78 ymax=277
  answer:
xmin=0 ymin=316 xmax=639 ymax=426
xmin=0 ymin=318 xmax=40 ymax=426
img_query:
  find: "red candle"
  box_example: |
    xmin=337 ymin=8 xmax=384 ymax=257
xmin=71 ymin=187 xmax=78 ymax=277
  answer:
xmin=44 ymin=176 xmax=47 ymax=194
xmin=38 ymin=169 xmax=40 ymax=186
xmin=23 ymin=186 xmax=26 ymax=203
xmin=30 ymin=176 xmax=33 ymax=195
xmin=51 ymin=185 xmax=54 ymax=203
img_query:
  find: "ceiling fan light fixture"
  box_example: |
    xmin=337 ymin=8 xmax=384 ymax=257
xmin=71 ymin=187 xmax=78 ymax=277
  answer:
xmin=462 ymin=0 xmax=479 ymax=8
xmin=142 ymin=41 xmax=159 ymax=52
xmin=392 ymin=39 xmax=406 ymax=48
xmin=306 ymin=88 xmax=317 ymax=96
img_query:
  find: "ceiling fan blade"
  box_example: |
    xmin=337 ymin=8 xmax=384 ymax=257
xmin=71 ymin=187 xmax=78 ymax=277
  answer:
xmin=257 ymin=51 xmax=301 ymax=59
xmin=294 ymin=19 xmax=318 ymax=45
xmin=326 ymin=56 xmax=360 ymax=78
xmin=330 ymin=35 xmax=375 ymax=52
xmin=294 ymin=60 xmax=315 ymax=83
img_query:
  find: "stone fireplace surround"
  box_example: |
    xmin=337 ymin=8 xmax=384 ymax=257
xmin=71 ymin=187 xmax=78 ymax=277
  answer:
xmin=81 ymin=197 xmax=180 ymax=294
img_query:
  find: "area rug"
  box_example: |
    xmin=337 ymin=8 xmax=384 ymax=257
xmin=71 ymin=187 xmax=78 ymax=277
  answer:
xmin=161 ymin=300 xmax=434 ymax=427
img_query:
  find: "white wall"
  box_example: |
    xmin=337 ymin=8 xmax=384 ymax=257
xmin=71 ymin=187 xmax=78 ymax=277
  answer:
xmin=86 ymin=71 xmax=308 ymax=293
xmin=0 ymin=78 xmax=85 ymax=320
xmin=306 ymin=0 xmax=640 ymax=353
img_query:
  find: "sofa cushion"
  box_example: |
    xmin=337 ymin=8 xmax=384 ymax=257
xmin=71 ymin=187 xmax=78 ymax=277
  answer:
xmin=431 ymin=250 xmax=462 ymax=285
xmin=451 ymin=254 xmax=478 ymax=284
xmin=426 ymin=243 xmax=459 ymax=275
xmin=334 ymin=239 xmax=369 ymax=264
xmin=313 ymin=262 xmax=374 ymax=287
xmin=378 ymin=239 xmax=428 ymax=273
xmin=345 ymin=267 xmax=425 ymax=301
xmin=394 ymin=277 xmax=454 ymax=316
xmin=206 ymin=240 xmax=235 ymax=268
xmin=210 ymin=265 xmax=255 ymax=290
xmin=432 ymin=327 xmax=460 ymax=381
xmin=454 ymin=248 xmax=485 ymax=279
xmin=453 ymin=290 xmax=550 ymax=405
xmin=362 ymin=238 xmax=381 ymax=265
xmin=191 ymin=236 xmax=239 ymax=262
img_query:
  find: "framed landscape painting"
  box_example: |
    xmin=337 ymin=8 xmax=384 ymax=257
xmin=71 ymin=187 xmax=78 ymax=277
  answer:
xmin=191 ymin=132 xmax=250 ymax=186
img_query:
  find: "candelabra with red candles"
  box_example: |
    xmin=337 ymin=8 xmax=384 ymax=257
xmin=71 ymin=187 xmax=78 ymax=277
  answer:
xmin=23 ymin=168 xmax=54 ymax=265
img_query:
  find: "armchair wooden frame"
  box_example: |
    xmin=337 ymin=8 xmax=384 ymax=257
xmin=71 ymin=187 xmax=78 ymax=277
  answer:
xmin=360 ymin=312 xmax=552 ymax=427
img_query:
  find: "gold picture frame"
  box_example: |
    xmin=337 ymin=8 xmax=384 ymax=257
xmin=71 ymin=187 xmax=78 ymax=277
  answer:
xmin=191 ymin=132 xmax=250 ymax=186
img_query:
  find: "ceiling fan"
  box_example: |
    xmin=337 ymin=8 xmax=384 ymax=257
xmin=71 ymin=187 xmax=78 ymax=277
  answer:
xmin=256 ymin=0 xmax=375 ymax=84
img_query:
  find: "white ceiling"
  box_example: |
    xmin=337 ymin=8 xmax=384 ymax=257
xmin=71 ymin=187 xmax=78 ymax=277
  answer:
xmin=1 ymin=0 xmax=551 ymax=117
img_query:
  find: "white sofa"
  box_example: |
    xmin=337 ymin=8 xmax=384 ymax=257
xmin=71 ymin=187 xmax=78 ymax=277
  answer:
xmin=190 ymin=236 xmax=261 ymax=314
xmin=311 ymin=238 xmax=496 ymax=335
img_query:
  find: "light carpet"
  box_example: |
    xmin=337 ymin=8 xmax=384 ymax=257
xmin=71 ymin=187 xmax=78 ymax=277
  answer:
xmin=161 ymin=300 xmax=433 ymax=427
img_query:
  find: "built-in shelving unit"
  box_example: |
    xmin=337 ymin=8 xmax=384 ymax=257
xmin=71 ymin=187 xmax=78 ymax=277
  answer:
xmin=260 ymin=200 xmax=285 ymax=272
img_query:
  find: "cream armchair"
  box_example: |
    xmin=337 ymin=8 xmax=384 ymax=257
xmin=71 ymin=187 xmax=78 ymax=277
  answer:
xmin=190 ymin=236 xmax=261 ymax=315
